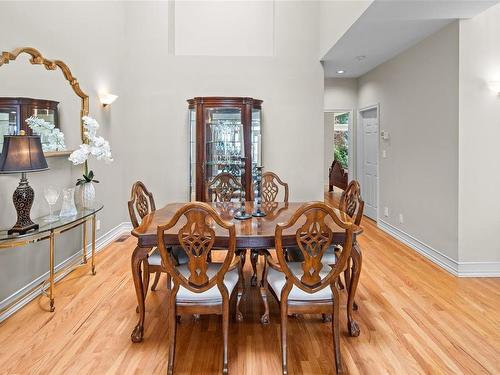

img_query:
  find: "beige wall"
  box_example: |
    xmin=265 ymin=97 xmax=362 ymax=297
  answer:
xmin=0 ymin=1 xmax=128 ymax=306
xmin=324 ymin=112 xmax=335 ymax=184
xmin=458 ymin=3 xmax=500 ymax=269
xmin=357 ymin=22 xmax=460 ymax=262
xmin=121 ymin=1 xmax=324 ymax=209
xmin=319 ymin=0 xmax=372 ymax=59
xmin=0 ymin=1 xmax=325 ymax=304
xmin=324 ymin=77 xmax=357 ymax=109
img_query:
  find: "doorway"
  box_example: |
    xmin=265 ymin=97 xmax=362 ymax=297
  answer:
xmin=324 ymin=110 xmax=353 ymax=189
xmin=358 ymin=105 xmax=379 ymax=220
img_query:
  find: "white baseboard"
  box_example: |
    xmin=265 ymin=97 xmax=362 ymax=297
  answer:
xmin=377 ymin=220 xmax=500 ymax=277
xmin=0 ymin=222 xmax=132 ymax=323
xmin=378 ymin=220 xmax=459 ymax=276
xmin=457 ymin=261 xmax=500 ymax=277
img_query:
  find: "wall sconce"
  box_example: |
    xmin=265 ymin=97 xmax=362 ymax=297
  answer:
xmin=488 ymin=81 xmax=500 ymax=95
xmin=99 ymin=93 xmax=118 ymax=107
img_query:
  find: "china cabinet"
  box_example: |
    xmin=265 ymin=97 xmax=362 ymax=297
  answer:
xmin=0 ymin=97 xmax=59 ymax=148
xmin=188 ymin=97 xmax=263 ymax=201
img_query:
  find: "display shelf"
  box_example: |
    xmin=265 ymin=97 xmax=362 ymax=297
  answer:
xmin=188 ymin=97 xmax=262 ymax=201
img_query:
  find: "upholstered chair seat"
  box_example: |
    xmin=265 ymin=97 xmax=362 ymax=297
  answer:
xmin=285 ymin=246 xmax=337 ymax=266
xmin=176 ymin=264 xmax=240 ymax=304
xmin=267 ymin=262 xmax=336 ymax=301
xmin=148 ymin=247 xmax=189 ymax=267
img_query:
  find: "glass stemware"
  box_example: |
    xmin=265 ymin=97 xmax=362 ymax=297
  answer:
xmin=44 ymin=186 xmax=60 ymax=222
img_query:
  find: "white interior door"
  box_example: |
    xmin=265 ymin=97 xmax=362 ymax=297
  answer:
xmin=360 ymin=107 xmax=378 ymax=220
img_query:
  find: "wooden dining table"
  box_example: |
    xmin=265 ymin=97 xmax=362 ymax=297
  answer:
xmin=130 ymin=201 xmax=363 ymax=343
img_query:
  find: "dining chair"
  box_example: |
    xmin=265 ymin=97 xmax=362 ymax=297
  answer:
xmin=287 ymin=180 xmax=364 ymax=306
xmin=337 ymin=180 xmax=364 ymax=303
xmin=206 ymin=172 xmax=247 ymax=277
xmin=157 ymin=202 xmax=243 ymax=375
xmin=262 ymin=202 xmax=355 ymax=375
xmin=206 ymin=172 xmax=242 ymax=203
xmin=128 ymin=181 xmax=187 ymax=300
xmin=250 ymin=171 xmax=289 ymax=287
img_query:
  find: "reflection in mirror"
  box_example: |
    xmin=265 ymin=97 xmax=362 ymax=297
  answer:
xmin=0 ymin=51 xmax=83 ymax=154
xmin=0 ymin=97 xmax=61 ymax=150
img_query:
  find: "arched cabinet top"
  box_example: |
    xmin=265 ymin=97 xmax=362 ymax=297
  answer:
xmin=187 ymin=97 xmax=263 ymax=109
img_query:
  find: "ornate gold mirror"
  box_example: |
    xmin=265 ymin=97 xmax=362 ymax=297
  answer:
xmin=0 ymin=47 xmax=88 ymax=156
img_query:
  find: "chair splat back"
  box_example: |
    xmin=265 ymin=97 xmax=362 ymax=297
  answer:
xmin=157 ymin=202 xmax=236 ymax=293
xmin=128 ymin=181 xmax=156 ymax=228
xmin=206 ymin=172 xmax=242 ymax=202
xmin=339 ymin=180 xmax=364 ymax=226
xmin=275 ymin=202 xmax=354 ymax=295
xmin=261 ymin=171 xmax=289 ymax=203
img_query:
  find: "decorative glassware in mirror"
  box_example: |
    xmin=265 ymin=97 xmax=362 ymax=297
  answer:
xmin=0 ymin=98 xmax=62 ymax=152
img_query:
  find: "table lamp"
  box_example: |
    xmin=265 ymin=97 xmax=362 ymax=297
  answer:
xmin=0 ymin=133 xmax=48 ymax=234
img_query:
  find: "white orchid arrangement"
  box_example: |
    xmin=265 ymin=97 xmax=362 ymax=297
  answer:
xmin=69 ymin=116 xmax=113 ymax=186
xmin=26 ymin=116 xmax=66 ymax=152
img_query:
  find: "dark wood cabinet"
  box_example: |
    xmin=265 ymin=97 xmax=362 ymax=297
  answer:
xmin=188 ymin=97 xmax=263 ymax=202
xmin=0 ymin=98 xmax=59 ymax=148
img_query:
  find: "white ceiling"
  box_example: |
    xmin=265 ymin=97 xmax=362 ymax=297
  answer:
xmin=323 ymin=0 xmax=499 ymax=78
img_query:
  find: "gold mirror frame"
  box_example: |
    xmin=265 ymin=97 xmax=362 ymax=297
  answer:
xmin=0 ymin=47 xmax=89 ymax=155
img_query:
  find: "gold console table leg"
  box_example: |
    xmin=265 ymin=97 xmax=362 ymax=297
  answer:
xmin=82 ymin=220 xmax=88 ymax=264
xmin=49 ymin=231 xmax=55 ymax=312
xmin=91 ymin=215 xmax=96 ymax=275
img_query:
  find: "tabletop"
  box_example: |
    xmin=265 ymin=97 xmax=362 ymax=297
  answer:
xmin=131 ymin=201 xmax=362 ymax=249
xmin=0 ymin=204 xmax=104 ymax=245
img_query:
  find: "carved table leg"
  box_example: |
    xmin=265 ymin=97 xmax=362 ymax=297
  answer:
xmin=131 ymin=246 xmax=149 ymax=343
xmin=260 ymin=254 xmax=270 ymax=324
xmin=236 ymin=255 xmax=245 ymax=322
xmin=91 ymin=215 xmax=97 ymax=275
xmin=49 ymin=232 xmax=55 ymax=312
xmin=250 ymin=249 xmax=259 ymax=286
xmin=347 ymin=241 xmax=362 ymax=337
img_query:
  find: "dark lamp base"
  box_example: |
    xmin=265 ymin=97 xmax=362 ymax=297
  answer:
xmin=8 ymin=222 xmax=39 ymax=235
xmin=8 ymin=173 xmax=39 ymax=235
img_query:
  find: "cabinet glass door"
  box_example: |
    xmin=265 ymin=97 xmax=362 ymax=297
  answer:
xmin=0 ymin=106 xmax=19 ymax=149
xmin=31 ymin=107 xmax=56 ymax=126
xmin=204 ymin=107 xmax=244 ymax=187
xmin=189 ymin=108 xmax=196 ymax=201
xmin=251 ymin=108 xmax=262 ymax=183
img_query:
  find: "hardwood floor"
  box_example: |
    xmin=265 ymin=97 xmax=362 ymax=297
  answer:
xmin=0 ymin=191 xmax=499 ymax=374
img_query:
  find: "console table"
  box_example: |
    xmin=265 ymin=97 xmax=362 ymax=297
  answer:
xmin=0 ymin=204 xmax=103 ymax=313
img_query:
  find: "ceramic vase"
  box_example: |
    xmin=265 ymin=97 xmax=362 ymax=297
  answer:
xmin=80 ymin=182 xmax=96 ymax=209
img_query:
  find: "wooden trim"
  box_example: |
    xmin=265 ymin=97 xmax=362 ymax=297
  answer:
xmin=44 ymin=150 xmax=73 ymax=158
xmin=187 ymin=97 xmax=263 ymax=109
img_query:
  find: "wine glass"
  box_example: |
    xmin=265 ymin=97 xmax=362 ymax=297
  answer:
xmin=44 ymin=186 xmax=60 ymax=222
